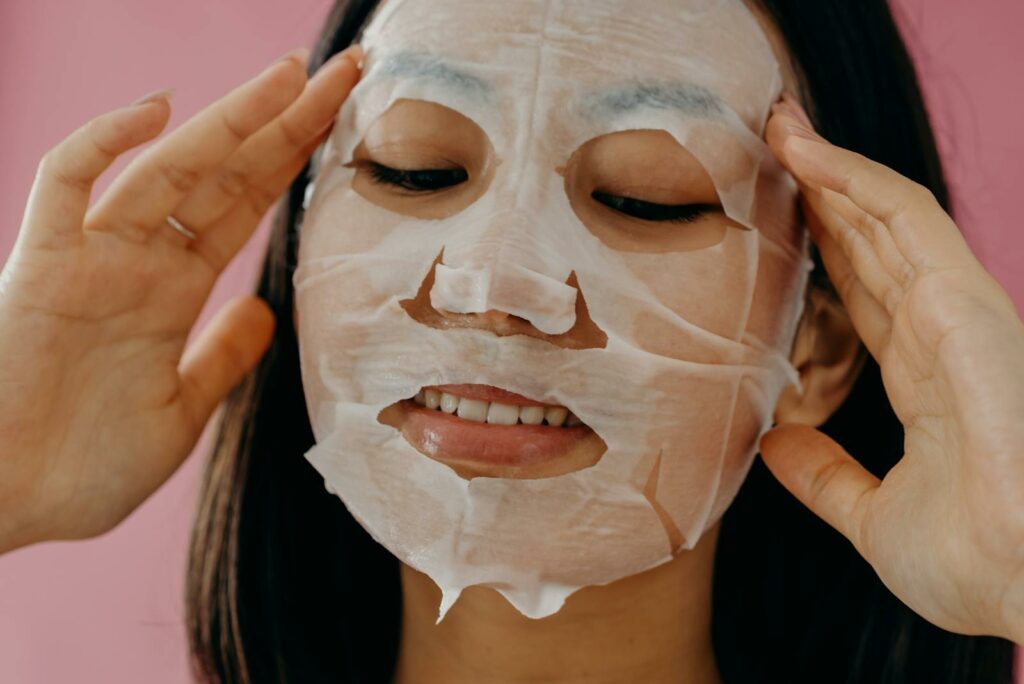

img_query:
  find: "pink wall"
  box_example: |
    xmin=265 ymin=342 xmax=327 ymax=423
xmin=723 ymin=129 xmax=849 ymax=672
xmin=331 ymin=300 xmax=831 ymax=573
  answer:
xmin=0 ymin=1 xmax=1020 ymax=681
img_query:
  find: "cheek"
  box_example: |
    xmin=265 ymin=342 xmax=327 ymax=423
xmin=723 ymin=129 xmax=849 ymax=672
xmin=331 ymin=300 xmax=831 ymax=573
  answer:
xmin=301 ymin=177 xmax=408 ymax=258
xmin=604 ymin=226 xmax=807 ymax=369
xmin=294 ymin=177 xmax=424 ymax=353
xmin=619 ymin=225 xmax=756 ymax=345
xmin=746 ymin=233 xmax=810 ymax=352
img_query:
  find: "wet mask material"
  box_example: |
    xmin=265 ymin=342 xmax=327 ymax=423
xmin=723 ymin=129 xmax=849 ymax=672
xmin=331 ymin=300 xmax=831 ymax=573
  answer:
xmin=294 ymin=0 xmax=813 ymax=620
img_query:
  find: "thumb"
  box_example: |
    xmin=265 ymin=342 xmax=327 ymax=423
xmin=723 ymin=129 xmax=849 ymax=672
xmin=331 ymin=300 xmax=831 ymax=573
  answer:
xmin=178 ymin=295 xmax=277 ymax=434
xmin=759 ymin=423 xmax=880 ymax=554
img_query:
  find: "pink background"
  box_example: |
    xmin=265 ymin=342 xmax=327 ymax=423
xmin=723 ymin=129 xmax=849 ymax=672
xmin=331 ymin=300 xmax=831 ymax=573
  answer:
xmin=0 ymin=0 xmax=1021 ymax=681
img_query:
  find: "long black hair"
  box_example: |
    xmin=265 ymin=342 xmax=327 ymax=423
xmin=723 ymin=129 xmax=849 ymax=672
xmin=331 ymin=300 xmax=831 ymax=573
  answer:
xmin=186 ymin=2 xmax=1018 ymax=682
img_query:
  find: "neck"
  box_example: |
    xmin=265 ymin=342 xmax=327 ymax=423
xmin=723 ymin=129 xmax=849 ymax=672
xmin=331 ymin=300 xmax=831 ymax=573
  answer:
xmin=393 ymin=522 xmax=723 ymax=684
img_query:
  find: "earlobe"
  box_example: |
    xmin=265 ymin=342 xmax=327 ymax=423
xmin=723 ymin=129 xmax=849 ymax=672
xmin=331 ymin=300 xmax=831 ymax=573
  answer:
xmin=773 ymin=287 xmax=866 ymax=427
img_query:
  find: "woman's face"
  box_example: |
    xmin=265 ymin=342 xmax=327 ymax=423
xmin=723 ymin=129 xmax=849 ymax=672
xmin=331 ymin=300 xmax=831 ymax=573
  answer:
xmin=293 ymin=0 xmax=812 ymax=620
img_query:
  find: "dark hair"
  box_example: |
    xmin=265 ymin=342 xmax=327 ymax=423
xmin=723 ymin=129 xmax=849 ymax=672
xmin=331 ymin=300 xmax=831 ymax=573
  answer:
xmin=186 ymin=2 xmax=1017 ymax=682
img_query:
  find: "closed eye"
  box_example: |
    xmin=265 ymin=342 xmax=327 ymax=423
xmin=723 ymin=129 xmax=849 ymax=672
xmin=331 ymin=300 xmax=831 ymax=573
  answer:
xmin=592 ymin=190 xmax=718 ymax=224
xmin=362 ymin=161 xmax=468 ymax=193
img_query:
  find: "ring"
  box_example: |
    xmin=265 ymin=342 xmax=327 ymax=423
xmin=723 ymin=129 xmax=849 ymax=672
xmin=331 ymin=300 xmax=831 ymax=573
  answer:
xmin=165 ymin=215 xmax=197 ymax=240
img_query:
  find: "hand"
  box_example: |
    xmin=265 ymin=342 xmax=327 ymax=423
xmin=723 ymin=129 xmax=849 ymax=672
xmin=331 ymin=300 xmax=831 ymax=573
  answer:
xmin=0 ymin=45 xmax=361 ymax=554
xmin=761 ymin=95 xmax=1024 ymax=644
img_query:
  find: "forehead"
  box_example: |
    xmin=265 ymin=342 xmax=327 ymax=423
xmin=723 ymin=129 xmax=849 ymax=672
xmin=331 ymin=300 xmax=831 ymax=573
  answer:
xmin=360 ymin=0 xmax=782 ymax=128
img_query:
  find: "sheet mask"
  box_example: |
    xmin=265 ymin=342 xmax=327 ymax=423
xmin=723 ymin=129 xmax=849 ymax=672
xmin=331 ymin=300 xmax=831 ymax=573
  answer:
xmin=294 ymin=0 xmax=814 ymax=620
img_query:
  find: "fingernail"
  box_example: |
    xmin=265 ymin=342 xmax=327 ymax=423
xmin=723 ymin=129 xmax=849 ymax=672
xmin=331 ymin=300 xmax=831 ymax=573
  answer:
xmin=349 ymin=44 xmax=366 ymax=65
xmin=339 ymin=44 xmax=362 ymax=59
xmin=131 ymin=87 xmax=175 ymax=106
xmin=331 ymin=44 xmax=366 ymax=71
xmin=323 ymin=44 xmax=359 ymax=68
xmin=277 ymin=46 xmax=311 ymax=67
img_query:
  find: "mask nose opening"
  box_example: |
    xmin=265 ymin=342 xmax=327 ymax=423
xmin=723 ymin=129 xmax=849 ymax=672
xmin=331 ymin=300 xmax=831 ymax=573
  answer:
xmin=399 ymin=248 xmax=608 ymax=350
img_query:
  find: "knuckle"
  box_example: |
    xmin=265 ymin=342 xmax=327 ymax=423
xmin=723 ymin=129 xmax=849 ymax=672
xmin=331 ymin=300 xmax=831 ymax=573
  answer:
xmin=36 ymin=148 xmax=60 ymax=176
xmin=155 ymin=159 xmax=203 ymax=194
xmin=90 ymin=115 xmax=132 ymax=159
xmin=837 ymin=224 xmax=858 ymax=256
xmin=835 ymin=267 xmax=859 ymax=304
xmin=107 ymin=214 xmax=155 ymax=244
xmin=882 ymin=283 xmax=902 ymax=315
xmin=840 ymin=156 xmax=872 ymax=197
xmin=807 ymin=458 xmax=849 ymax=506
xmin=852 ymin=206 xmax=876 ymax=238
xmin=245 ymin=184 xmax=279 ymax=218
xmin=887 ymin=200 xmax=916 ymax=232
xmin=896 ymin=258 xmax=916 ymax=289
xmin=277 ymin=116 xmax=311 ymax=149
xmin=888 ymin=183 xmax=935 ymax=229
xmin=850 ymin=491 xmax=876 ymax=556
xmin=38 ymin=150 xmax=89 ymax=193
xmin=219 ymin=112 xmax=249 ymax=146
xmin=909 ymin=181 xmax=937 ymax=207
xmin=838 ymin=168 xmax=859 ymax=198
xmin=214 ymin=166 xmax=251 ymax=200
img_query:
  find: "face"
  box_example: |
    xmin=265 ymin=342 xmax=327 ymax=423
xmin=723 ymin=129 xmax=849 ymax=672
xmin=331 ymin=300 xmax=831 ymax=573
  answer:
xmin=294 ymin=0 xmax=812 ymax=620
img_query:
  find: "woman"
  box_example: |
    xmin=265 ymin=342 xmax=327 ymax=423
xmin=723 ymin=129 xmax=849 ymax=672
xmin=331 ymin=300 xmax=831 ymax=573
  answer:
xmin=0 ymin=0 xmax=1020 ymax=682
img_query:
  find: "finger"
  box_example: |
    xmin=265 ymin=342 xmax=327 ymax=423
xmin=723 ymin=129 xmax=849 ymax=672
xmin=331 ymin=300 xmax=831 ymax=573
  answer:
xmin=817 ymin=186 xmax=919 ymax=306
xmin=803 ymin=193 xmax=892 ymax=357
xmin=168 ymin=46 xmax=361 ymax=240
xmin=177 ymin=295 xmax=276 ymax=434
xmin=189 ymin=130 xmax=329 ymax=272
xmin=20 ymin=95 xmax=172 ymax=249
xmin=760 ymin=424 xmax=880 ymax=557
xmin=769 ymin=99 xmax=920 ymax=319
xmin=768 ymin=101 xmax=971 ymax=275
xmin=86 ymin=47 xmax=310 ymax=243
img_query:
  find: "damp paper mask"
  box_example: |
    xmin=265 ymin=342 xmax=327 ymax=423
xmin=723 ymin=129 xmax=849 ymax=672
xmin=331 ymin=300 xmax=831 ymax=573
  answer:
xmin=294 ymin=0 xmax=813 ymax=621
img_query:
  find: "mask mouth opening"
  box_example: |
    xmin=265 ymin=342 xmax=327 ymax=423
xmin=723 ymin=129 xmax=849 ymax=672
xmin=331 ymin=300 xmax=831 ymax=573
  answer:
xmin=409 ymin=383 xmax=586 ymax=427
xmin=375 ymin=384 xmax=606 ymax=480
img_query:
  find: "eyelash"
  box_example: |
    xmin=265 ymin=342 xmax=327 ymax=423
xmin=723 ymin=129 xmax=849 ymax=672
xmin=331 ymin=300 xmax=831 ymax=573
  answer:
xmin=365 ymin=162 xmax=468 ymax=193
xmin=590 ymin=190 xmax=715 ymax=224
xmin=363 ymin=161 xmax=714 ymax=224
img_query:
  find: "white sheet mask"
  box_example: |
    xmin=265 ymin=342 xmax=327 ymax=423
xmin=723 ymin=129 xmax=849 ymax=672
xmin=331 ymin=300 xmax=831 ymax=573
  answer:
xmin=294 ymin=0 xmax=814 ymax=620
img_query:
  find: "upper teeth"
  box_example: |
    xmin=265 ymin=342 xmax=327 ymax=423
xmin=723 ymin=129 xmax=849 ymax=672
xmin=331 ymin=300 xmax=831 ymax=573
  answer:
xmin=413 ymin=389 xmax=582 ymax=427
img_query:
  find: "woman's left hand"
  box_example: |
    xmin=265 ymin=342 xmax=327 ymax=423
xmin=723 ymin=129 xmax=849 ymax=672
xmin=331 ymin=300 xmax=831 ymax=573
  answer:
xmin=761 ymin=95 xmax=1024 ymax=645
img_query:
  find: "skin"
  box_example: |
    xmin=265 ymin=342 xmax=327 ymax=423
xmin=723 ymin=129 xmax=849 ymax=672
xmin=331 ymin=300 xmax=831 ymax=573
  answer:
xmin=0 ymin=45 xmax=362 ymax=550
xmin=0 ymin=5 xmax=1019 ymax=684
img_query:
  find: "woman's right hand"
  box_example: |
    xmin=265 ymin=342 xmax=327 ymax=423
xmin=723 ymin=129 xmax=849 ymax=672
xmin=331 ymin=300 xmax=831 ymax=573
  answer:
xmin=0 ymin=45 xmax=361 ymax=554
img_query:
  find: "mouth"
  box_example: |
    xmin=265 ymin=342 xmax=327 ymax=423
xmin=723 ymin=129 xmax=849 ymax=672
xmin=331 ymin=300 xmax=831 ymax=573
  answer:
xmin=377 ymin=384 xmax=606 ymax=479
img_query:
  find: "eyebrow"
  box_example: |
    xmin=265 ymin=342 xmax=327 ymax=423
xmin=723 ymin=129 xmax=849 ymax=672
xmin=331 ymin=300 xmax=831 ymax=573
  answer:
xmin=371 ymin=51 xmax=724 ymax=121
xmin=582 ymin=82 xmax=725 ymax=119
xmin=375 ymin=51 xmax=493 ymax=99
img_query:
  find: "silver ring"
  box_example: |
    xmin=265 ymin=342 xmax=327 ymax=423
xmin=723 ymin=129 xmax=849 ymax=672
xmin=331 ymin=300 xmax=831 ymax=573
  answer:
xmin=165 ymin=215 xmax=197 ymax=240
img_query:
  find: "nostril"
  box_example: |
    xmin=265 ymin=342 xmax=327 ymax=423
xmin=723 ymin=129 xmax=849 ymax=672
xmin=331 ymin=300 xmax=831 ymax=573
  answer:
xmin=398 ymin=250 xmax=608 ymax=350
xmin=430 ymin=261 xmax=578 ymax=335
xmin=477 ymin=309 xmax=528 ymax=325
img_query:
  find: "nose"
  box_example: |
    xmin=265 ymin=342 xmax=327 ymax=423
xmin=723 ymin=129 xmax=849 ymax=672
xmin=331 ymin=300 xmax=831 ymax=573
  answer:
xmin=399 ymin=251 xmax=608 ymax=350
xmin=425 ymin=207 xmax=581 ymax=335
xmin=430 ymin=260 xmax=578 ymax=335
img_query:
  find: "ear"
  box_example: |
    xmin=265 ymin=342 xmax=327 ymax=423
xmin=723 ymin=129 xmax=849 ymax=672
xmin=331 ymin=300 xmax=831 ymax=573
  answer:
xmin=773 ymin=286 xmax=866 ymax=427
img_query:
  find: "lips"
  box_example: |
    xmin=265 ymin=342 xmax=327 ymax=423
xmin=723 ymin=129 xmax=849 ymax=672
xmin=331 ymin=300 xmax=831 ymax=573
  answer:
xmin=376 ymin=384 xmax=605 ymax=479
